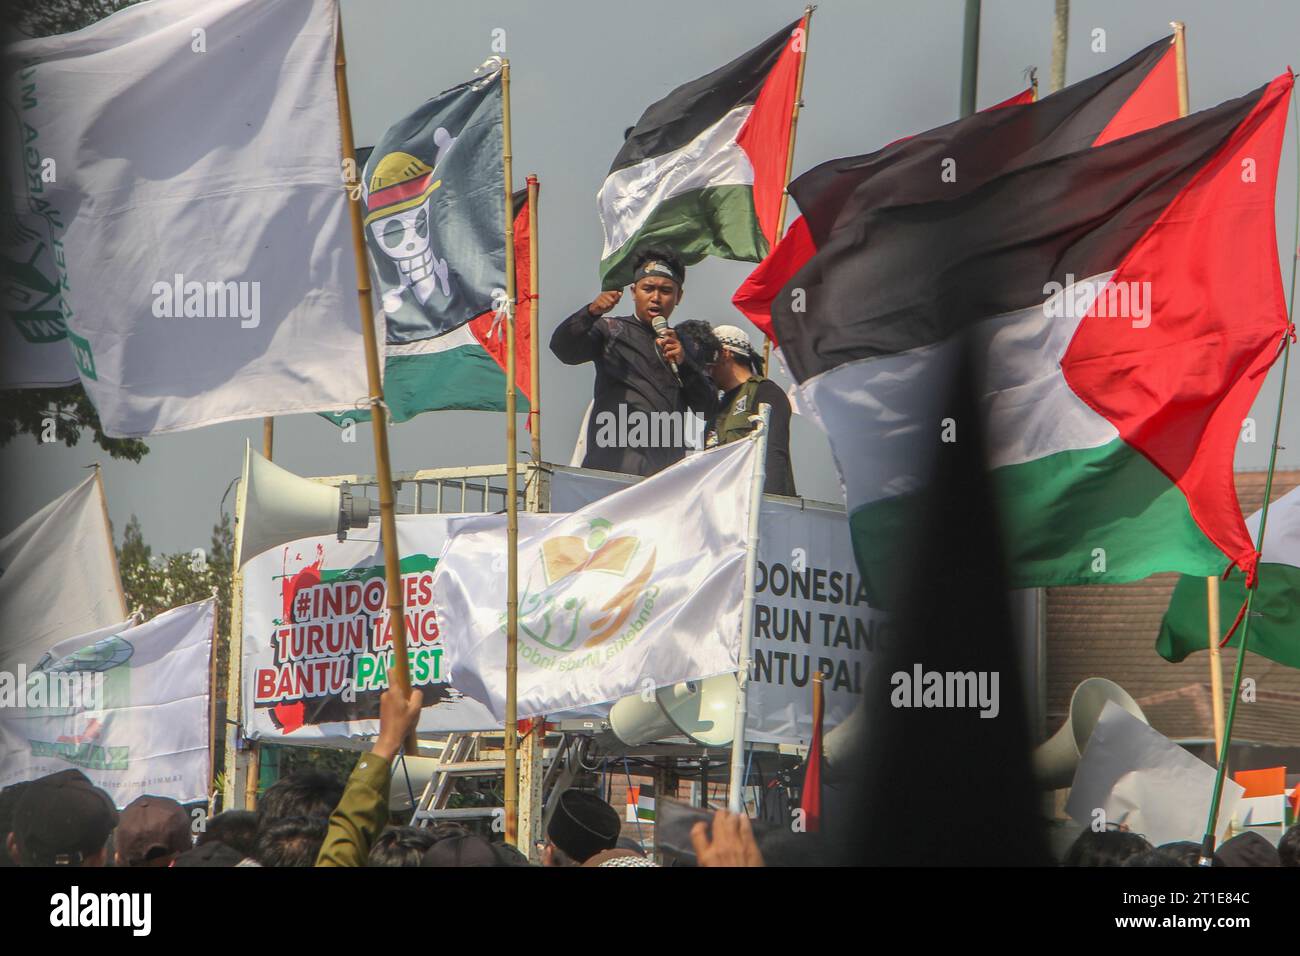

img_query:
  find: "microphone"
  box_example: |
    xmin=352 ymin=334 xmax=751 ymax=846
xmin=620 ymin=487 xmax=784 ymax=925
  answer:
xmin=652 ymin=315 xmax=679 ymax=379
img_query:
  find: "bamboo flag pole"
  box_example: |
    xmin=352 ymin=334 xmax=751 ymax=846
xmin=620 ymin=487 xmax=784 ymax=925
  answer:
xmin=763 ymin=5 xmax=814 ymax=369
xmin=336 ymin=17 xmax=418 ymax=756
xmin=527 ymin=173 xmax=541 ymax=463
xmin=501 ymin=59 xmax=522 ymax=847
xmin=1198 ymin=55 xmax=1300 ymax=864
xmin=241 ymin=417 xmax=274 ymax=806
xmin=1171 ymin=22 xmax=1228 ymax=759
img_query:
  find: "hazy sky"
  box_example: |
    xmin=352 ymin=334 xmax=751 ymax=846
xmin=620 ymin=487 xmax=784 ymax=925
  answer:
xmin=4 ymin=0 xmax=1299 ymax=554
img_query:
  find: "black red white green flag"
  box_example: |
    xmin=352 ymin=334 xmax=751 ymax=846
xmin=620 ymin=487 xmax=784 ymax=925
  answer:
xmin=757 ymin=39 xmax=1293 ymax=601
xmin=734 ymin=36 xmax=1183 ymax=342
xmin=596 ymin=16 xmax=806 ymax=289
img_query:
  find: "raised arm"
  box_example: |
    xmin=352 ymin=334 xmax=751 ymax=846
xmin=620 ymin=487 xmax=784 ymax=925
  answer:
xmin=549 ymin=290 xmax=622 ymax=365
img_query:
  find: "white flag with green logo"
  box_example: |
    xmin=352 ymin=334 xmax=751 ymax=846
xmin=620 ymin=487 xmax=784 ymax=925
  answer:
xmin=0 ymin=599 xmax=214 ymax=808
xmin=433 ymin=438 xmax=759 ymax=720
xmin=3 ymin=0 xmax=367 ymax=437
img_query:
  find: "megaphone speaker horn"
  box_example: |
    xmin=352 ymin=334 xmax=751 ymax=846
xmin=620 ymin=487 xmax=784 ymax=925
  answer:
xmin=236 ymin=440 xmax=374 ymax=566
xmin=609 ymin=674 xmax=738 ymax=748
xmin=1033 ymin=677 xmax=1147 ymax=791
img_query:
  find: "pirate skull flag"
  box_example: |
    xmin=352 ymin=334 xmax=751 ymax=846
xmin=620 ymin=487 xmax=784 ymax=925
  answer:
xmin=364 ymin=66 xmax=506 ymax=343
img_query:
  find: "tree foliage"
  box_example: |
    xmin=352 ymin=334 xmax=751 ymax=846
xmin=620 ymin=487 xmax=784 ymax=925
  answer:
xmin=116 ymin=511 xmax=233 ymax=700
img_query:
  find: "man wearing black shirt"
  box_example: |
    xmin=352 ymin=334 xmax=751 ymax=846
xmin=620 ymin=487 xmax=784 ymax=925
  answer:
xmin=550 ymin=248 xmax=716 ymax=477
xmin=702 ymin=325 xmax=797 ymax=497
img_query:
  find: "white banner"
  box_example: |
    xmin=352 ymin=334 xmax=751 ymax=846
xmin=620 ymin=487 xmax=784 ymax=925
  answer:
xmin=0 ymin=599 xmax=214 ymax=807
xmin=3 ymin=0 xmax=368 ymax=437
xmin=549 ymin=467 xmax=888 ymax=745
xmin=434 ymin=440 xmax=758 ymax=721
xmin=240 ymin=515 xmax=496 ymax=743
xmin=0 ymin=472 xmax=128 ymax=673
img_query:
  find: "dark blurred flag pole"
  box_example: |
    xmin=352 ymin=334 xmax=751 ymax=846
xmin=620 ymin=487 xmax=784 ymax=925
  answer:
xmin=763 ymin=5 xmax=814 ymax=371
xmin=960 ymin=0 xmax=981 ymax=117
xmin=1198 ymin=66 xmax=1299 ymax=862
xmin=846 ymin=343 xmax=1051 ymax=865
xmin=335 ymin=15 xmax=418 ymax=755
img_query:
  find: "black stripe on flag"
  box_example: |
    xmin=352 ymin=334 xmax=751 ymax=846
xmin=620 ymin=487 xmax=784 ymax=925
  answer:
xmin=608 ymin=18 xmax=799 ymax=174
xmin=774 ymin=68 xmax=1267 ymax=382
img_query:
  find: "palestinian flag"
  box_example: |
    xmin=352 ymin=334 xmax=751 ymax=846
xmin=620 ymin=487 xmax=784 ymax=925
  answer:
xmin=764 ymin=37 xmax=1292 ymax=602
xmin=596 ymin=16 xmax=806 ymax=290
xmin=735 ymin=36 xmax=1182 ymax=343
xmin=1158 ymin=485 xmax=1300 ymax=669
xmin=324 ymin=187 xmax=532 ymax=425
xmin=732 ymin=84 xmax=1038 ymax=342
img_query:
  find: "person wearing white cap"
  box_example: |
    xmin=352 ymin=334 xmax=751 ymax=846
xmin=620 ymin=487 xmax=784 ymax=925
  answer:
xmin=704 ymin=325 xmax=796 ymax=497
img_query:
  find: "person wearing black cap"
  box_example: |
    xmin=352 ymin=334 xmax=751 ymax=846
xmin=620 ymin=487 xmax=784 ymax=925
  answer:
xmin=115 ymin=794 xmax=194 ymax=867
xmin=551 ymin=247 xmax=717 ymax=478
xmin=542 ymin=789 xmax=622 ymax=866
xmin=7 ymin=769 xmax=118 ymax=867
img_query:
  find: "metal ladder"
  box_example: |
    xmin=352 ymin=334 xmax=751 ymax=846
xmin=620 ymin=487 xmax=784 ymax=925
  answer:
xmin=407 ymin=731 xmax=579 ymax=829
xmin=408 ymin=732 xmax=504 ymax=825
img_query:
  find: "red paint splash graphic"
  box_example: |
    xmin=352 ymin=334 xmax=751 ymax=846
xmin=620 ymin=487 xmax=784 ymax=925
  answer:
xmin=272 ymin=544 xmax=325 ymax=734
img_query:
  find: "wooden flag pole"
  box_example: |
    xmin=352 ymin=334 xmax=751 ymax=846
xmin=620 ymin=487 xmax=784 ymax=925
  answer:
xmin=763 ymin=6 xmax=814 ymax=370
xmin=1172 ymin=21 xmax=1190 ymax=118
xmin=1207 ymin=577 xmax=1226 ymax=754
xmin=336 ymin=17 xmax=418 ymax=756
xmin=527 ymin=173 xmax=541 ymax=463
xmin=241 ymin=416 xmax=274 ymax=805
xmin=1171 ymin=21 xmax=1228 ymax=759
xmin=501 ymin=59 xmax=522 ymax=847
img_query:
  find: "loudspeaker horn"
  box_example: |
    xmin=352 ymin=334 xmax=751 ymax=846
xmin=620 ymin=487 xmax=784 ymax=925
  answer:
xmin=1033 ymin=677 xmax=1148 ymax=790
xmin=236 ymin=440 xmax=374 ymax=566
xmin=608 ymin=674 xmax=737 ymax=747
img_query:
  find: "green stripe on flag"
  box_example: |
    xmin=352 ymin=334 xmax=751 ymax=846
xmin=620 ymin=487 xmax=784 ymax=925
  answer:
xmin=599 ymin=184 xmax=767 ymax=290
xmin=321 ymin=345 xmax=528 ymax=426
xmin=850 ymin=438 xmax=1225 ymax=602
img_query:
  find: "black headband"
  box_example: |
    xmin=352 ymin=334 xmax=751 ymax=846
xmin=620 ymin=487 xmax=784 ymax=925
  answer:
xmin=632 ymin=259 xmax=683 ymax=286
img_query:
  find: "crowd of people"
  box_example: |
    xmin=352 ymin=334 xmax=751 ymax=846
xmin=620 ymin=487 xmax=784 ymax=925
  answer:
xmin=2 ymin=683 xmax=1296 ymax=868
xmin=0 ymin=687 xmax=771 ymax=868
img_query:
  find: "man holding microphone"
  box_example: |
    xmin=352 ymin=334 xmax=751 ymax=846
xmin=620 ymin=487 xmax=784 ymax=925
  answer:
xmin=550 ymin=247 xmax=716 ymax=477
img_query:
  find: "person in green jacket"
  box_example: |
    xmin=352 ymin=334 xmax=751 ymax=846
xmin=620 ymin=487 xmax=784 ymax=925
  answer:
xmin=703 ymin=325 xmax=797 ymax=497
xmin=315 ymin=686 xmax=423 ymax=867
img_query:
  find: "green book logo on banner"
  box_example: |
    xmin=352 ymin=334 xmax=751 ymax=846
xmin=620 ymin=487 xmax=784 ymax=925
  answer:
xmin=68 ymin=329 xmax=96 ymax=380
